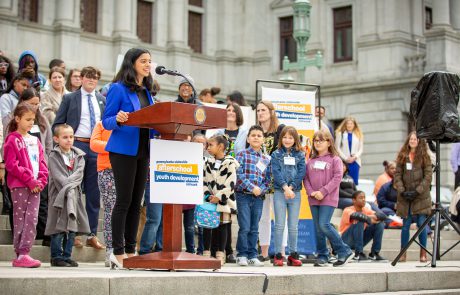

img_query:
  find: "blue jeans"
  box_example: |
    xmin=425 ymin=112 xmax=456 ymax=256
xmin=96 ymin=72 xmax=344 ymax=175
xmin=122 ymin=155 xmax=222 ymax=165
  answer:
xmin=183 ymin=208 xmax=195 ymax=253
xmin=50 ymin=232 xmax=75 ymax=260
xmin=154 ymin=218 xmax=163 ymax=252
xmin=236 ymin=193 xmax=264 ymax=259
xmin=342 ymin=221 xmax=384 ymax=253
xmin=139 ymin=183 xmax=163 ymax=255
xmin=401 ymin=209 xmax=427 ymax=248
xmin=273 ymin=189 xmax=301 ymax=254
xmin=196 ymin=226 xmax=204 ymax=255
xmin=310 ymin=205 xmax=352 ymax=261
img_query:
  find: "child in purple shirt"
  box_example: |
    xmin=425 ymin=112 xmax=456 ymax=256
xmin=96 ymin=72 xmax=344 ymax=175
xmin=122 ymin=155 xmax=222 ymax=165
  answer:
xmin=303 ymin=130 xmax=353 ymax=267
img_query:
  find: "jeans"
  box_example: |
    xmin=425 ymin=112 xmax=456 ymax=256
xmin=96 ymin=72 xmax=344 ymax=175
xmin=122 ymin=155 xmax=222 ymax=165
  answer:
xmin=273 ymin=189 xmax=301 ymax=254
xmin=196 ymin=226 xmax=204 ymax=254
xmin=341 ymin=221 xmax=384 ymax=253
xmin=236 ymin=193 xmax=264 ymax=259
xmin=310 ymin=205 xmax=352 ymax=261
xmin=139 ymin=182 xmax=163 ymax=255
xmin=401 ymin=208 xmax=427 ymax=249
xmin=50 ymin=232 xmax=75 ymax=260
xmin=183 ymin=208 xmax=195 ymax=253
xmin=155 ymin=218 xmax=163 ymax=252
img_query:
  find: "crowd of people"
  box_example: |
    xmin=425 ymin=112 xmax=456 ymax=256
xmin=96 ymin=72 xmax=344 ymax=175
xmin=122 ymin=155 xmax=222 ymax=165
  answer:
xmin=0 ymin=48 xmax=437 ymax=269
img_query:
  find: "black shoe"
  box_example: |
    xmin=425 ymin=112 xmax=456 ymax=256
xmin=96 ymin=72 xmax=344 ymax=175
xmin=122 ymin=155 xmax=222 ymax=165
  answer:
xmin=41 ymin=238 xmax=51 ymax=247
xmin=369 ymin=252 xmax=387 ymax=261
xmin=314 ymin=259 xmax=328 ymax=267
xmin=257 ymin=255 xmax=270 ymax=262
xmin=226 ymin=254 xmax=237 ymax=263
xmin=65 ymin=259 xmax=79 ymax=267
xmin=353 ymin=252 xmax=370 ymax=262
xmin=333 ymin=252 xmax=354 ymax=267
xmin=50 ymin=258 xmax=71 ymax=267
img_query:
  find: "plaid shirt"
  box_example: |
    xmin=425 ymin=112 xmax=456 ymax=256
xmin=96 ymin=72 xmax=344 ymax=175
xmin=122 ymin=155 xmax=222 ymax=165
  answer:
xmin=235 ymin=147 xmax=272 ymax=195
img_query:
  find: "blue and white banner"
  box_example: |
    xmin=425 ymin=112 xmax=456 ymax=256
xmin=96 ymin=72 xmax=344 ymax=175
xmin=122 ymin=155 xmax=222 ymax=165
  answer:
xmin=150 ymin=140 xmax=203 ymax=204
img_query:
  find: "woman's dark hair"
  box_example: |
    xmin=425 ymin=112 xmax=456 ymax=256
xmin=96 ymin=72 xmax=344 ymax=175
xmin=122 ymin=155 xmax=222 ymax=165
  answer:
xmin=227 ymin=102 xmax=244 ymax=127
xmin=7 ymin=103 xmax=36 ymax=134
xmin=0 ymin=55 xmax=16 ymax=87
xmin=113 ymin=48 xmax=153 ymax=92
xmin=211 ymin=87 xmax=221 ymax=96
xmin=227 ymin=90 xmax=247 ymax=106
xmin=65 ymin=68 xmax=81 ymax=91
xmin=209 ymin=134 xmax=229 ymax=150
xmin=18 ymin=88 xmax=49 ymax=133
xmin=4 ymin=71 xmax=29 ymax=94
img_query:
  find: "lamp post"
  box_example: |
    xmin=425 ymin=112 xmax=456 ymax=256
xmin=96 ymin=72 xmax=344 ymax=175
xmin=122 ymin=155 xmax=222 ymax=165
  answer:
xmin=281 ymin=0 xmax=323 ymax=82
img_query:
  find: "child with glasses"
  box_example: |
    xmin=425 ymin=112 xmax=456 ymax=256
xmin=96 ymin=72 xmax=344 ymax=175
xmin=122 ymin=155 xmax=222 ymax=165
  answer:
xmin=303 ymin=130 xmax=353 ymax=267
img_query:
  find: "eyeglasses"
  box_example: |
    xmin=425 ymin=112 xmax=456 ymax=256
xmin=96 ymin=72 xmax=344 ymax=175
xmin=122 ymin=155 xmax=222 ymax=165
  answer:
xmin=83 ymin=74 xmax=100 ymax=80
xmin=0 ymin=62 xmax=9 ymax=68
xmin=313 ymin=139 xmax=329 ymax=144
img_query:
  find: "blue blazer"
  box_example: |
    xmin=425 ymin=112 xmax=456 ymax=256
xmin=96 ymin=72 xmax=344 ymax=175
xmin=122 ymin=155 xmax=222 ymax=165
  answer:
xmin=102 ymin=82 xmax=155 ymax=156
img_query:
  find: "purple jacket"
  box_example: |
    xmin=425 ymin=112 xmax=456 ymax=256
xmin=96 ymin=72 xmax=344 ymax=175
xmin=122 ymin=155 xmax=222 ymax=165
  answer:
xmin=303 ymin=153 xmax=343 ymax=207
xmin=450 ymin=142 xmax=460 ymax=173
xmin=3 ymin=131 xmax=48 ymax=190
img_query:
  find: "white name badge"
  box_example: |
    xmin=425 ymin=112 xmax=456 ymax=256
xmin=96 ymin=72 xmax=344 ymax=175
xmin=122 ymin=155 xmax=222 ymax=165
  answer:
xmin=214 ymin=160 xmax=221 ymax=170
xmin=314 ymin=161 xmax=327 ymax=170
xmin=256 ymin=160 xmax=267 ymax=172
xmin=284 ymin=156 xmax=295 ymax=166
xmin=62 ymin=154 xmax=71 ymax=167
xmin=30 ymin=125 xmax=40 ymax=134
xmin=406 ymin=163 xmax=413 ymax=170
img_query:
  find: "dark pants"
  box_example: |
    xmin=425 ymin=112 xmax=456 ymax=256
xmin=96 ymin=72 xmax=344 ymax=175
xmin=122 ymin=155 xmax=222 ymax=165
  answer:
xmin=341 ymin=222 xmax=384 ymax=253
xmin=50 ymin=232 xmax=75 ymax=260
xmin=110 ymin=150 xmax=149 ymax=255
xmin=74 ymin=141 xmax=100 ymax=235
xmin=35 ymin=185 xmax=49 ymax=241
xmin=183 ymin=208 xmax=195 ymax=253
xmin=455 ymin=168 xmax=460 ymax=189
xmin=204 ymin=223 xmax=230 ymax=252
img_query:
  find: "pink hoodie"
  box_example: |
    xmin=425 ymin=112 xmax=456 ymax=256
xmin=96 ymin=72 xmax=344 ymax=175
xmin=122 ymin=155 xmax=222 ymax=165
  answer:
xmin=303 ymin=153 xmax=343 ymax=207
xmin=3 ymin=131 xmax=48 ymax=190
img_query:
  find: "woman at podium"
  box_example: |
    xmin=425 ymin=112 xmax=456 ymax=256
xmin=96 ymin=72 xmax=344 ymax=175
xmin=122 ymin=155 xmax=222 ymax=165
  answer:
xmin=102 ymin=48 xmax=156 ymax=268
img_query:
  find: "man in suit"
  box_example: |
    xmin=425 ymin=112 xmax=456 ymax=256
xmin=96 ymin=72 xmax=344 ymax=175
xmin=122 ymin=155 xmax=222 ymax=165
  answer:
xmin=53 ymin=66 xmax=106 ymax=249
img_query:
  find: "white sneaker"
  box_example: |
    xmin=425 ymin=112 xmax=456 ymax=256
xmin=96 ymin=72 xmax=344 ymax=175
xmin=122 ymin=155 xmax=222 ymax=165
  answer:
xmin=248 ymin=257 xmax=264 ymax=267
xmin=237 ymin=256 xmax=248 ymax=266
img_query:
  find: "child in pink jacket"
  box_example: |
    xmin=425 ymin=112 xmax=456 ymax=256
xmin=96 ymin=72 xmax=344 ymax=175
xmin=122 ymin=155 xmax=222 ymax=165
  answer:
xmin=3 ymin=104 xmax=48 ymax=268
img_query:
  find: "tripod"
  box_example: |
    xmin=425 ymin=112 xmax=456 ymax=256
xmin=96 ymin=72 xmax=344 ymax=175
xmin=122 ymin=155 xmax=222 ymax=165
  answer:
xmin=392 ymin=140 xmax=460 ymax=267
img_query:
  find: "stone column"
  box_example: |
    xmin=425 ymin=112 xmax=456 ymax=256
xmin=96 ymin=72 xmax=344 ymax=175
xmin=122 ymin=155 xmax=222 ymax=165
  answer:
xmin=432 ymin=0 xmax=451 ymax=29
xmin=0 ymin=0 xmax=16 ymax=16
xmin=167 ymin=0 xmax=187 ymax=47
xmin=54 ymin=0 xmax=79 ymax=27
xmin=450 ymin=0 xmax=460 ymax=30
xmin=113 ymin=0 xmax=135 ymax=37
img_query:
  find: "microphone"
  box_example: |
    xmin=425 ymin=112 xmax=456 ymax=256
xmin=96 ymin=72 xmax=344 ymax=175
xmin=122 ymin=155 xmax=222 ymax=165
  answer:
xmin=155 ymin=66 xmax=180 ymax=76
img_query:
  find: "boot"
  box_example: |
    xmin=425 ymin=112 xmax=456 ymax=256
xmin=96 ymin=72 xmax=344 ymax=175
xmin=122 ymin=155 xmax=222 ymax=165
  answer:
xmin=420 ymin=248 xmax=427 ymax=263
xmin=203 ymin=250 xmax=211 ymax=258
xmin=399 ymin=251 xmax=407 ymax=262
xmin=216 ymin=251 xmax=226 ymax=266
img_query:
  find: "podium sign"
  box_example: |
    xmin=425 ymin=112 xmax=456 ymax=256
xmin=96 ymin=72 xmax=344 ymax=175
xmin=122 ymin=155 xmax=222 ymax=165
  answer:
xmin=150 ymin=140 xmax=203 ymax=204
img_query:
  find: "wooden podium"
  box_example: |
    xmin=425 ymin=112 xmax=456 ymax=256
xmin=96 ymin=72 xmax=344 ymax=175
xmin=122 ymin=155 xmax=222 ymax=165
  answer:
xmin=121 ymin=102 xmax=226 ymax=270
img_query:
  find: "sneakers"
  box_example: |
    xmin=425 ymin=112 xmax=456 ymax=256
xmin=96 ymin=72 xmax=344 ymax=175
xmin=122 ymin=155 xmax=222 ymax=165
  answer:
xmin=333 ymin=252 xmax=354 ymax=267
xmin=287 ymin=252 xmax=302 ymax=267
xmin=248 ymin=257 xmax=264 ymax=267
xmin=257 ymin=255 xmax=270 ymax=262
xmin=353 ymin=252 xmax=370 ymax=262
xmin=65 ymin=259 xmax=79 ymax=267
xmin=51 ymin=258 xmax=71 ymax=267
xmin=237 ymin=256 xmax=248 ymax=266
xmin=313 ymin=259 xmax=328 ymax=267
xmin=226 ymin=254 xmax=237 ymax=263
xmin=369 ymin=252 xmax=387 ymax=261
xmin=13 ymin=255 xmax=41 ymax=268
xmin=273 ymin=253 xmax=284 ymax=267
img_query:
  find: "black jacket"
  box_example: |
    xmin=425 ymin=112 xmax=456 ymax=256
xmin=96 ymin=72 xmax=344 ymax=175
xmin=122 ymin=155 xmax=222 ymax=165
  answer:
xmin=339 ymin=174 xmax=356 ymax=199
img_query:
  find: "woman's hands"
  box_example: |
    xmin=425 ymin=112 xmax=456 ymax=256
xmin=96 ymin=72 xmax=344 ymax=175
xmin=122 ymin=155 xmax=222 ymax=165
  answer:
xmin=116 ymin=111 xmax=129 ymax=123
